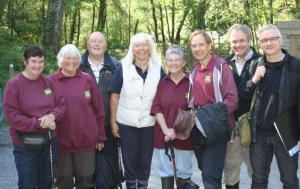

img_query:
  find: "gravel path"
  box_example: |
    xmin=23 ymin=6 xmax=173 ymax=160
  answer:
xmin=1 ymin=125 xmax=299 ymax=189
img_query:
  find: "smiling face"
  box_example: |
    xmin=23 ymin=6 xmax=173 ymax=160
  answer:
xmin=87 ymin=32 xmax=107 ymax=57
xmin=166 ymin=53 xmax=185 ymax=75
xmin=61 ymin=54 xmax=80 ymax=76
xmin=258 ymin=29 xmax=283 ymax=58
xmin=190 ymin=34 xmax=212 ymax=63
xmin=230 ymin=29 xmax=251 ymax=59
xmin=24 ymin=56 xmax=45 ymax=78
xmin=133 ymin=40 xmax=150 ymax=63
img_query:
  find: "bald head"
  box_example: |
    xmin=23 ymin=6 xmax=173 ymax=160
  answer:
xmin=87 ymin=32 xmax=107 ymax=58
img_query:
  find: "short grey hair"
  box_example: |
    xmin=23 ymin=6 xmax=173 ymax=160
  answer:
xmin=165 ymin=45 xmax=185 ymax=60
xmin=57 ymin=44 xmax=81 ymax=68
xmin=228 ymin=23 xmax=253 ymax=41
xmin=257 ymin=24 xmax=282 ymax=39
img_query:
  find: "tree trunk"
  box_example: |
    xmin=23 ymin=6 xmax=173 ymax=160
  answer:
xmin=0 ymin=0 xmax=5 ymax=25
xmin=174 ymin=4 xmax=190 ymax=43
xmin=128 ymin=0 xmax=131 ymax=41
xmin=164 ymin=3 xmax=171 ymax=42
xmin=97 ymin=0 xmax=107 ymax=32
xmin=7 ymin=0 xmax=15 ymax=40
xmin=69 ymin=9 xmax=77 ymax=43
xmin=91 ymin=3 xmax=96 ymax=32
xmin=268 ymin=0 xmax=273 ymax=24
xmin=64 ymin=12 xmax=68 ymax=44
xmin=150 ymin=0 xmax=158 ymax=42
xmin=133 ymin=19 xmax=139 ymax=34
xmin=43 ymin=0 xmax=64 ymax=53
xmin=76 ymin=8 xmax=81 ymax=46
xmin=159 ymin=4 xmax=166 ymax=55
xmin=171 ymin=0 xmax=175 ymax=43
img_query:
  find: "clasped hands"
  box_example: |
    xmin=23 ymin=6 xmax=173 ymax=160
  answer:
xmin=39 ymin=113 xmax=56 ymax=130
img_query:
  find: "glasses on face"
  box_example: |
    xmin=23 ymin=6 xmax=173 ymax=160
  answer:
xmin=259 ymin=36 xmax=280 ymax=44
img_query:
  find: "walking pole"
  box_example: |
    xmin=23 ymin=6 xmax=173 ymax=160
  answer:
xmin=118 ymin=139 xmax=124 ymax=189
xmin=48 ymin=130 xmax=55 ymax=189
xmin=165 ymin=141 xmax=179 ymax=187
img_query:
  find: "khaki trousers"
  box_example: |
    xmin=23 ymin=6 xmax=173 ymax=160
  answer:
xmin=224 ymin=129 xmax=253 ymax=186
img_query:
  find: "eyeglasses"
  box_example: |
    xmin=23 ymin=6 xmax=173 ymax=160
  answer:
xmin=259 ymin=36 xmax=280 ymax=44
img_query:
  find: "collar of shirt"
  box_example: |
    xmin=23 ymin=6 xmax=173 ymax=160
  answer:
xmin=196 ymin=56 xmax=215 ymax=72
xmin=231 ymin=48 xmax=254 ymax=65
xmin=165 ymin=72 xmax=189 ymax=81
xmin=88 ymin=56 xmax=104 ymax=71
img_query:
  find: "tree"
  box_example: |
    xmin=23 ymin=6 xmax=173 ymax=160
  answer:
xmin=97 ymin=0 xmax=107 ymax=32
xmin=43 ymin=0 xmax=65 ymax=53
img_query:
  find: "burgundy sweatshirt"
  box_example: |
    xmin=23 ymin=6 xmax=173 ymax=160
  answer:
xmin=3 ymin=74 xmax=66 ymax=146
xmin=49 ymin=69 xmax=106 ymax=153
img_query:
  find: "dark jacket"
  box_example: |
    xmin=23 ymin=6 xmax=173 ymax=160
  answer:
xmin=195 ymin=102 xmax=231 ymax=144
xmin=80 ymin=51 xmax=120 ymax=126
xmin=80 ymin=51 xmax=123 ymax=188
xmin=225 ymin=47 xmax=261 ymax=119
xmin=245 ymin=49 xmax=300 ymax=142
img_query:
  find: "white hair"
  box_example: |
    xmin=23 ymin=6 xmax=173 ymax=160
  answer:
xmin=57 ymin=44 xmax=81 ymax=68
xmin=121 ymin=33 xmax=160 ymax=67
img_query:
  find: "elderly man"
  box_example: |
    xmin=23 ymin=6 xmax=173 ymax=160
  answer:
xmin=246 ymin=24 xmax=300 ymax=189
xmin=80 ymin=32 xmax=122 ymax=189
xmin=223 ymin=24 xmax=261 ymax=189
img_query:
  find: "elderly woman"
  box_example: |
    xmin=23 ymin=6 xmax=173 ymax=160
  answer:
xmin=109 ymin=33 xmax=164 ymax=189
xmin=150 ymin=45 xmax=196 ymax=189
xmin=49 ymin=44 xmax=106 ymax=189
xmin=3 ymin=45 xmax=65 ymax=189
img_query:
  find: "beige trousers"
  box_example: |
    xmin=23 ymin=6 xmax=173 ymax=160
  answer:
xmin=224 ymin=124 xmax=253 ymax=186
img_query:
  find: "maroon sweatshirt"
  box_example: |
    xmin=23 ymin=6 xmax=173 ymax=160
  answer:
xmin=49 ymin=69 xmax=106 ymax=153
xmin=3 ymin=74 xmax=66 ymax=146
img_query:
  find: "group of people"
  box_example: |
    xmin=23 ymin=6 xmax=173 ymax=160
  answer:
xmin=2 ymin=23 xmax=300 ymax=189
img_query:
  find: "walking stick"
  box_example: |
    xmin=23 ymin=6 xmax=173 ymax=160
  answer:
xmin=117 ymin=139 xmax=124 ymax=189
xmin=48 ymin=130 xmax=55 ymax=189
xmin=165 ymin=141 xmax=179 ymax=187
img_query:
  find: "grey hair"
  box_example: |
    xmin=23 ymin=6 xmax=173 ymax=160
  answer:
xmin=228 ymin=23 xmax=253 ymax=41
xmin=257 ymin=24 xmax=282 ymax=38
xmin=165 ymin=45 xmax=185 ymax=60
xmin=57 ymin=44 xmax=81 ymax=68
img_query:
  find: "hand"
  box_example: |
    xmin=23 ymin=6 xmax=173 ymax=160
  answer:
xmin=96 ymin=143 xmax=105 ymax=151
xmin=39 ymin=114 xmax=55 ymax=130
xmin=252 ymin=66 xmax=266 ymax=84
xmin=163 ymin=128 xmax=176 ymax=142
xmin=111 ymin=121 xmax=120 ymax=138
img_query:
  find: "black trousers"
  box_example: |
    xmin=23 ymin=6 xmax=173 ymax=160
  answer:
xmin=250 ymin=133 xmax=299 ymax=189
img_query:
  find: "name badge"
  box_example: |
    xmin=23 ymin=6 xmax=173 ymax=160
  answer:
xmin=44 ymin=88 xmax=52 ymax=95
xmin=204 ymin=75 xmax=211 ymax=83
xmin=84 ymin=90 xmax=91 ymax=98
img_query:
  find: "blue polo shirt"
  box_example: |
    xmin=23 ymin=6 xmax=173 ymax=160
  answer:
xmin=108 ymin=63 xmax=166 ymax=94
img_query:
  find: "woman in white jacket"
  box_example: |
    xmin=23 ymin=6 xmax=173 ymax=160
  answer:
xmin=109 ymin=33 xmax=164 ymax=189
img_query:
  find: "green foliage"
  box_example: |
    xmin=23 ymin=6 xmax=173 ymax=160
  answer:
xmin=0 ymin=28 xmax=24 ymax=88
xmin=0 ymin=0 xmax=299 ymax=88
